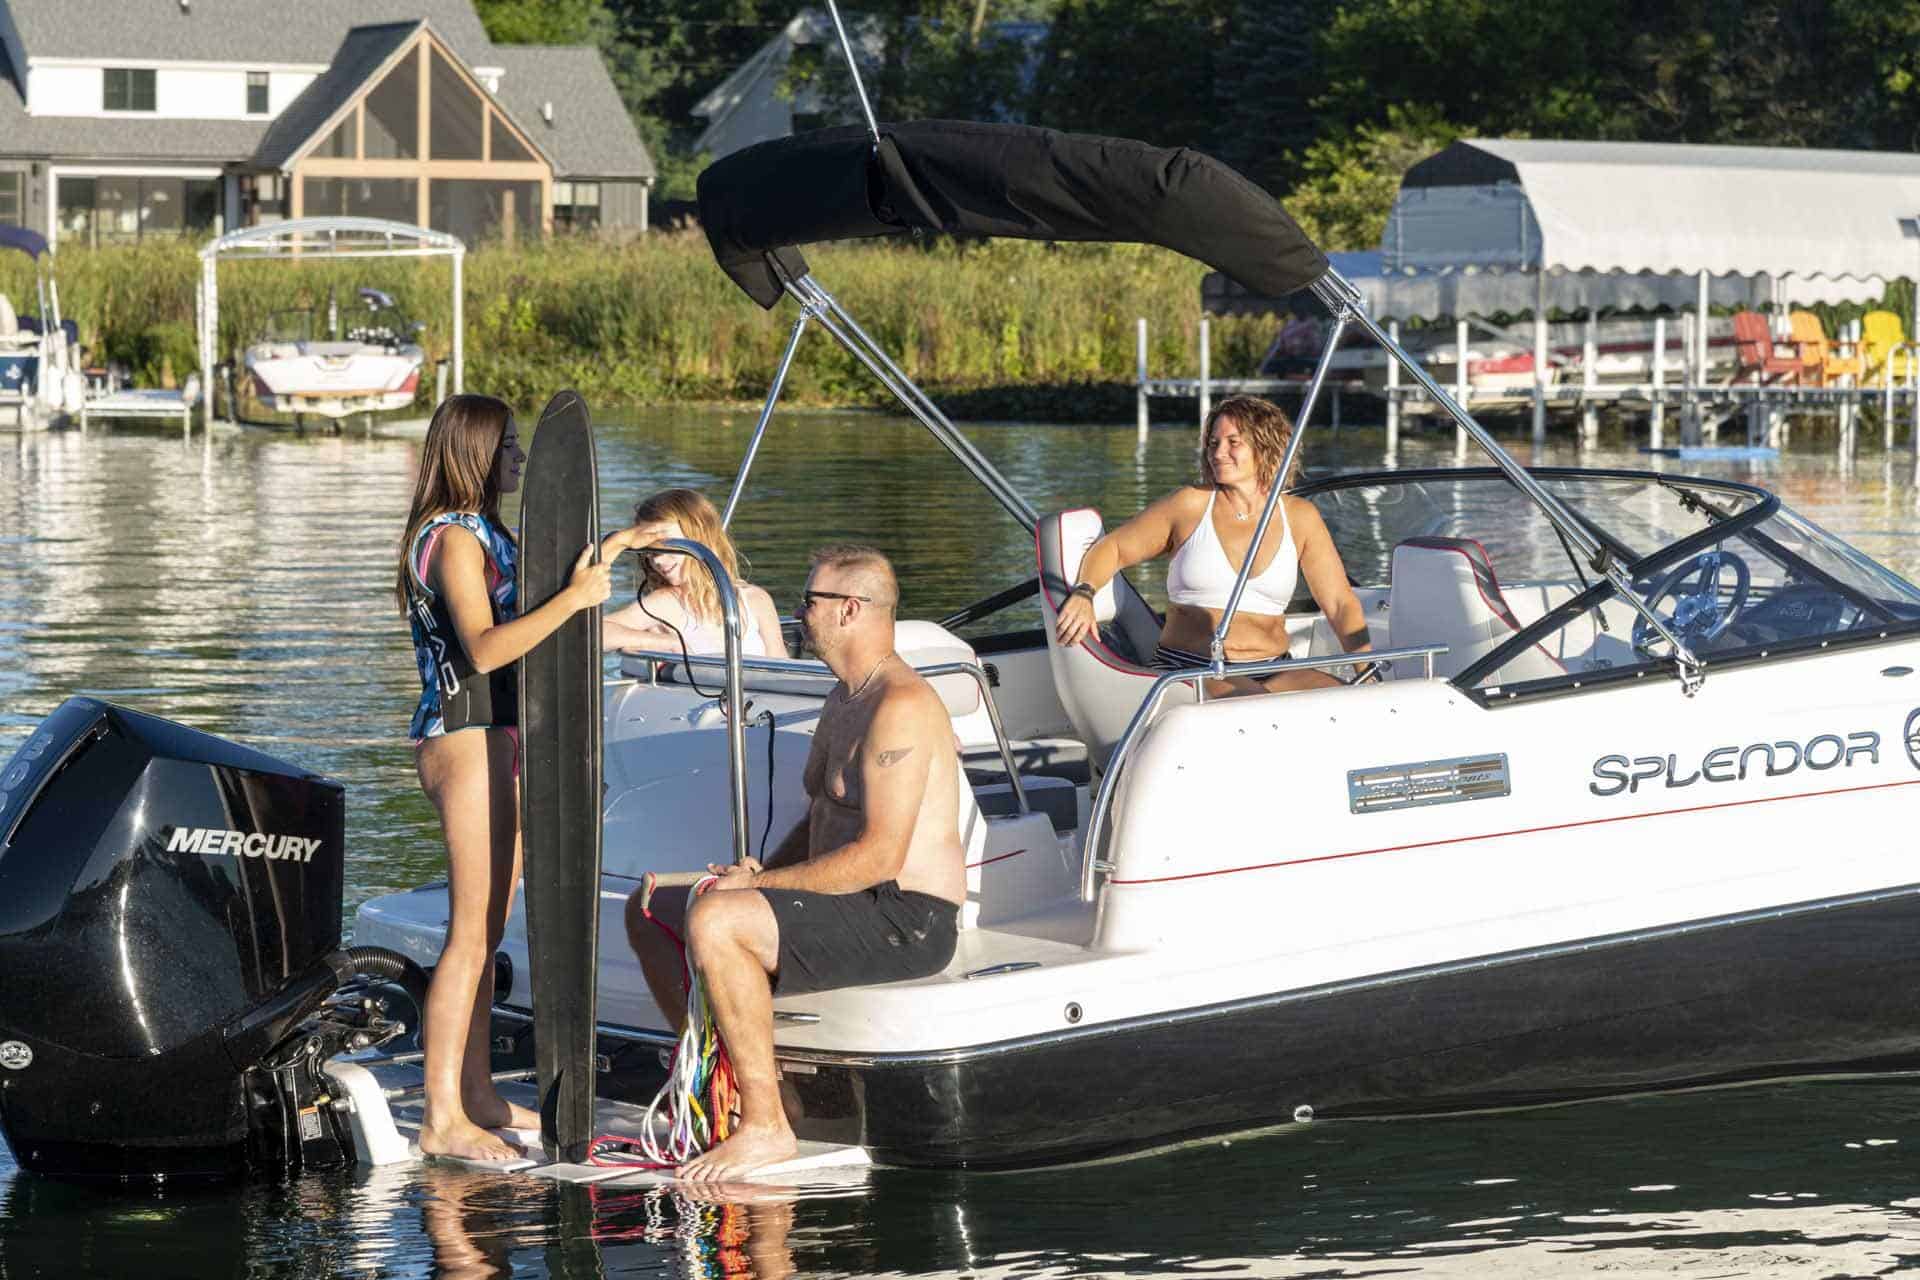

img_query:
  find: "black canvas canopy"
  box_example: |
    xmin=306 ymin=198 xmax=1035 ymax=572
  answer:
xmin=698 ymin=120 xmax=1329 ymax=309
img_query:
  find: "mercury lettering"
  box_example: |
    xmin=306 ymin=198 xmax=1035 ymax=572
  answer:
xmin=165 ymin=827 xmax=322 ymax=863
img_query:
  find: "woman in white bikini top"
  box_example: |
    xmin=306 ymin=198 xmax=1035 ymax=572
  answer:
xmin=601 ymin=487 xmax=789 ymax=664
xmin=1053 ymin=395 xmax=1373 ymax=696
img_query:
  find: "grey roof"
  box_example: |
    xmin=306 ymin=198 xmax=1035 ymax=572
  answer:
xmin=488 ymin=45 xmax=653 ymax=180
xmin=250 ymin=21 xmax=420 ymax=170
xmin=2 ymin=0 xmax=494 ymax=67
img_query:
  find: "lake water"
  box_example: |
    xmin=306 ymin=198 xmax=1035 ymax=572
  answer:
xmin=4 ymin=408 xmax=1920 ymax=1277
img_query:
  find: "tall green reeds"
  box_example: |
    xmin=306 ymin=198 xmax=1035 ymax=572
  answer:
xmin=0 ymin=234 xmax=1273 ymax=418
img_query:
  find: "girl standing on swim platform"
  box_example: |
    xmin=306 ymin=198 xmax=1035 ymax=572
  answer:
xmin=395 ymin=393 xmax=612 ymax=1163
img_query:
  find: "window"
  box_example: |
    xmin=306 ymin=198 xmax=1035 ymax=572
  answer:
xmin=302 ymin=177 xmax=418 ymax=224
xmin=428 ymin=47 xmax=485 ymax=160
xmin=247 ymin=71 xmax=269 ymax=116
xmin=364 ymin=52 xmax=419 ymax=159
xmin=553 ymin=181 xmax=600 ymax=232
xmin=430 ymin=178 xmax=539 ymax=244
xmin=489 ymin=111 xmax=533 ymax=163
xmin=0 ymin=172 xmax=22 ymax=225
xmin=103 ymin=68 xmax=156 ymax=112
xmin=56 ymin=175 xmax=218 ymax=247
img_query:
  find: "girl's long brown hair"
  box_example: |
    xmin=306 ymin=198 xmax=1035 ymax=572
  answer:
xmin=394 ymin=394 xmax=514 ymax=611
xmin=633 ymin=488 xmax=744 ymax=626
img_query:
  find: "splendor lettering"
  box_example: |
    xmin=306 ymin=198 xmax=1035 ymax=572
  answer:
xmin=1590 ymin=730 xmax=1879 ymax=797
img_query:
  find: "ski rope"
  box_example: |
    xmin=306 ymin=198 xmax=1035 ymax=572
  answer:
xmin=588 ymin=874 xmax=740 ymax=1170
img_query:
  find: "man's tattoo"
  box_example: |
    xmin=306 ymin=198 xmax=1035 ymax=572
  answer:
xmin=876 ymin=746 xmax=916 ymax=768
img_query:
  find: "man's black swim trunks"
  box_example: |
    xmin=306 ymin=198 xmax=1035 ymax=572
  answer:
xmin=757 ymin=880 xmax=960 ymax=995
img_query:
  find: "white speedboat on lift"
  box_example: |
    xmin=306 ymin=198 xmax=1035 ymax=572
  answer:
xmin=351 ymin=107 xmax=1920 ymax=1169
xmin=0 ymin=225 xmax=83 ymax=431
xmin=243 ymin=286 xmax=425 ymax=422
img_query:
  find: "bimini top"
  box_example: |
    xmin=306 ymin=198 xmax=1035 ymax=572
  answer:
xmin=697 ymin=120 xmax=1328 ymax=309
xmin=0 ymin=224 xmax=49 ymax=260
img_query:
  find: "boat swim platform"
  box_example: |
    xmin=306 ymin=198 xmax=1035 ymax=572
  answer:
xmin=323 ymin=1054 xmax=872 ymax=1188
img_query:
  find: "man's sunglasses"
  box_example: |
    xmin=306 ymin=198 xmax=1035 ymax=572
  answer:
xmin=797 ymin=590 xmax=872 ymax=612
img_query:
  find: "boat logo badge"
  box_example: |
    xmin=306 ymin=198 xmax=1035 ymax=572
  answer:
xmin=1905 ymin=709 xmax=1920 ymax=771
xmin=0 ymin=1041 xmax=31 ymax=1071
xmin=1590 ymin=731 xmax=1880 ymax=797
xmin=164 ymin=826 xmax=323 ymax=863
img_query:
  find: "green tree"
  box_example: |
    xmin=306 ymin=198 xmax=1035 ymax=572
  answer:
xmin=473 ymin=0 xmax=611 ymax=44
xmin=1213 ymin=0 xmax=1329 ymax=193
xmin=1283 ymin=104 xmax=1461 ymax=250
xmin=1025 ymin=0 xmax=1231 ymax=147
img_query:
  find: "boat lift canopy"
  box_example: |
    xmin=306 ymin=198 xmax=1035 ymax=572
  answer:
xmin=1205 ymin=250 xmax=1886 ymax=320
xmin=196 ymin=217 xmax=466 ymax=426
xmin=1387 ymin=139 xmax=1918 ymax=287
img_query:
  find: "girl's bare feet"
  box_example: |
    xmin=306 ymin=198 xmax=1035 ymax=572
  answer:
xmin=419 ymin=1111 xmax=525 ymax=1163
xmin=464 ymin=1092 xmax=540 ymax=1133
xmin=677 ymin=1120 xmax=797 ymax=1182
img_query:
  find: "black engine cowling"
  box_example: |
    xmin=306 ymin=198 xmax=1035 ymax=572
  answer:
xmin=0 ymin=697 xmax=350 ymax=1179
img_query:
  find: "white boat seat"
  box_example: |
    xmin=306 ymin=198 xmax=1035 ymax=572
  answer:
xmin=956 ymin=761 xmax=1067 ymax=932
xmin=1036 ymin=509 xmax=1193 ymax=773
xmin=651 ymin=619 xmax=982 ymax=717
xmin=1388 ymin=536 xmax=1567 ymax=684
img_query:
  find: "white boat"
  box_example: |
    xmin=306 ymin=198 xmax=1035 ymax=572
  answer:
xmin=243 ymin=287 xmax=423 ymax=421
xmin=0 ymin=225 xmax=84 ymax=431
xmin=349 ymin=119 xmax=1920 ymax=1169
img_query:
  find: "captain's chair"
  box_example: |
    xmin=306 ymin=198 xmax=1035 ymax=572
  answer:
xmin=1388 ymin=536 xmax=1567 ymax=683
xmin=1037 ymin=509 xmax=1194 ymax=772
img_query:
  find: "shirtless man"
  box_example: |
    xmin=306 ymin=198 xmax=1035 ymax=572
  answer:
xmin=623 ymin=544 xmax=965 ymax=1180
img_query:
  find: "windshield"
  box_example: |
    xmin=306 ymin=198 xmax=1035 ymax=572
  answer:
xmin=1469 ymin=500 xmax=1920 ymax=694
xmin=1302 ymin=469 xmax=1760 ymax=591
xmin=1298 ymin=468 xmax=1920 ymax=698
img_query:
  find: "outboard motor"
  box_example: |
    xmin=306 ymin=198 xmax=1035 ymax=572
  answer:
xmin=0 ymin=698 xmax=425 ymax=1181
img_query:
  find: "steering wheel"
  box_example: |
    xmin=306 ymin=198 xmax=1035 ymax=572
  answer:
xmin=1631 ymin=549 xmax=1752 ymax=656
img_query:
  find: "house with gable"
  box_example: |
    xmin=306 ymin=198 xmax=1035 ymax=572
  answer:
xmin=0 ymin=0 xmax=655 ymax=247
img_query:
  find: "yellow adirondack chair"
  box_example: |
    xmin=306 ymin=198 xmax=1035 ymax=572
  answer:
xmin=1787 ymin=310 xmax=1864 ymax=387
xmin=1861 ymin=310 xmax=1919 ymax=383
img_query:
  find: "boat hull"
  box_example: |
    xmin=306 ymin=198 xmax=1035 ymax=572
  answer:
xmin=768 ymin=883 xmax=1920 ymax=1167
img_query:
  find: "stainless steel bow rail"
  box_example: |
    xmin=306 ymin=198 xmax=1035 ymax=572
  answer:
xmin=618 ymin=648 xmax=1030 ymax=815
xmin=1077 ymin=644 xmax=1449 ymax=902
xmin=634 ymin=539 xmax=752 ymax=865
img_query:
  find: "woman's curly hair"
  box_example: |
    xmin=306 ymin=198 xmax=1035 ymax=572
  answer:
xmin=1198 ymin=395 xmax=1303 ymax=491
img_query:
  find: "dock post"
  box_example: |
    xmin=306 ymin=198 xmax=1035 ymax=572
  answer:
xmin=1136 ymin=317 xmax=1149 ymax=444
xmin=1197 ymin=316 xmax=1211 ymax=427
xmin=1884 ymin=359 xmax=1895 ymax=452
xmin=1531 ymin=275 xmax=1547 ymax=446
xmin=1680 ymin=312 xmax=1700 ymax=447
xmin=1385 ymin=320 xmax=1401 ymax=455
xmin=1580 ymin=308 xmax=1598 ymax=445
xmin=1649 ymin=316 xmax=1667 ymax=450
xmin=1455 ymin=318 xmax=1470 ymax=459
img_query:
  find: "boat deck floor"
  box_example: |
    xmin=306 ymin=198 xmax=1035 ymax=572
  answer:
xmin=349 ymin=1057 xmax=871 ymax=1187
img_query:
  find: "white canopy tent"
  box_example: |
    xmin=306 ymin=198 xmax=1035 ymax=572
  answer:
xmin=1380 ymin=139 xmax=1920 ymax=435
xmin=197 ymin=217 xmax=467 ymax=427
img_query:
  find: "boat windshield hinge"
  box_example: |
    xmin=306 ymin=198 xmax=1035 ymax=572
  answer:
xmin=1676 ymin=651 xmax=1706 ymax=697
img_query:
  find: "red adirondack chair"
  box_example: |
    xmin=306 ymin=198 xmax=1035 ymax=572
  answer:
xmin=1733 ymin=311 xmax=1800 ymax=385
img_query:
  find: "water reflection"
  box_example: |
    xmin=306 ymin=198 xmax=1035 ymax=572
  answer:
xmin=6 ymin=414 xmax=1920 ymax=1276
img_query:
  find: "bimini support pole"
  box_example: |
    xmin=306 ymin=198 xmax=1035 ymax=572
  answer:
xmin=823 ymin=0 xmax=882 ymax=147
xmin=722 ymin=305 xmax=815 ymax=528
xmin=1208 ymin=300 xmax=1351 ymax=666
xmin=788 ymin=275 xmax=1040 ymax=530
xmin=1319 ymin=267 xmax=1702 ymax=687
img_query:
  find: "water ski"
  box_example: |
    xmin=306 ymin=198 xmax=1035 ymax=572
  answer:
xmin=518 ymin=390 xmax=603 ymax=1164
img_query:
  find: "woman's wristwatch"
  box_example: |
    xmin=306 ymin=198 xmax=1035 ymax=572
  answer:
xmin=1069 ymin=582 xmax=1097 ymax=602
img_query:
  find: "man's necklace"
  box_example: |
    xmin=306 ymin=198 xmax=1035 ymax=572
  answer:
xmin=848 ymin=653 xmax=891 ymax=699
